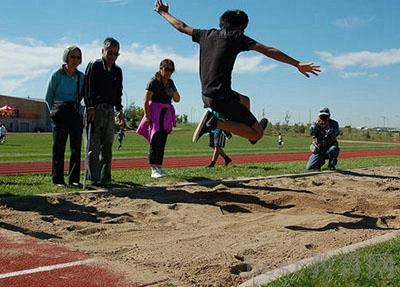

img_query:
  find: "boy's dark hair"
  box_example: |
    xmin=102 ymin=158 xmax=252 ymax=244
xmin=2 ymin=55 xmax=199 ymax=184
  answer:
xmin=103 ymin=37 xmax=120 ymax=49
xmin=219 ymin=10 xmax=249 ymax=31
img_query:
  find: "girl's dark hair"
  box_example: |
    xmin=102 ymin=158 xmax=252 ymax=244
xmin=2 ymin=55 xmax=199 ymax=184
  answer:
xmin=159 ymin=58 xmax=175 ymax=72
xmin=155 ymin=58 xmax=175 ymax=78
xmin=219 ymin=10 xmax=249 ymax=31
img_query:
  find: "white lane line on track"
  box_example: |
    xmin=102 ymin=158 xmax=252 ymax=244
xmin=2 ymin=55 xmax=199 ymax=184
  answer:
xmin=0 ymin=258 xmax=95 ymax=279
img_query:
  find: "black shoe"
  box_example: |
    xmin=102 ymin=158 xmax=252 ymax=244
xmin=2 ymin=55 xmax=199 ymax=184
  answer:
xmin=91 ymin=180 xmax=101 ymax=187
xmin=192 ymin=110 xmax=216 ymax=143
xmin=249 ymin=118 xmax=269 ymax=144
xmin=206 ymin=162 xmax=215 ymax=168
xmin=53 ymin=180 xmax=65 ymax=187
xmin=224 ymin=157 xmax=232 ymax=166
xmin=69 ymin=182 xmax=83 ymax=188
xmin=329 ymin=166 xmax=336 ymax=171
xmin=223 ymin=131 xmax=232 ymax=139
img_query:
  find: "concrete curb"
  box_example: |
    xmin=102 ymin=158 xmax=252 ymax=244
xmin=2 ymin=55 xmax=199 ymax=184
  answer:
xmin=238 ymin=230 xmax=400 ymax=287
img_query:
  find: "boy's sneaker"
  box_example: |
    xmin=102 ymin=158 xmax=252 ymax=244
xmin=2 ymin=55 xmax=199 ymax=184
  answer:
xmin=206 ymin=161 xmax=216 ymax=168
xmin=151 ymin=168 xmax=163 ymax=178
xmin=192 ymin=110 xmax=217 ymax=143
xmin=249 ymin=118 xmax=269 ymax=144
xmin=157 ymin=167 xmax=167 ymax=176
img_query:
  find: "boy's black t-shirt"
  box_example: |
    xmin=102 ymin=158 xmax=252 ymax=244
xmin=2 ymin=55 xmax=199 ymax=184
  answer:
xmin=192 ymin=28 xmax=257 ymax=100
xmin=146 ymin=77 xmax=177 ymax=104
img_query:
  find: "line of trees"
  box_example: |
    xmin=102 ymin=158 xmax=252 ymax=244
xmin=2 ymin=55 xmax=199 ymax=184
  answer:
xmin=121 ymin=105 xmax=399 ymax=142
xmin=123 ymin=103 xmax=188 ymax=129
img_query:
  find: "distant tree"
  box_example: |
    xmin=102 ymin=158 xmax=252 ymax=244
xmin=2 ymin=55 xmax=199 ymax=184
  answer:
xmin=124 ymin=102 xmax=144 ymax=129
xmin=176 ymin=114 xmax=189 ymax=124
xmin=293 ymin=123 xmax=307 ymax=134
xmin=273 ymin=122 xmax=281 ymax=134
xmin=181 ymin=114 xmax=188 ymax=124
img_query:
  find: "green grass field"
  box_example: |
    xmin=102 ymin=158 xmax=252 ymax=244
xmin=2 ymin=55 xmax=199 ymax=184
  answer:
xmin=0 ymin=126 xmax=399 ymax=162
xmin=1 ymin=155 xmax=399 ymax=197
xmin=265 ymin=236 xmax=400 ymax=287
xmin=1 ymin=129 xmax=400 ymax=286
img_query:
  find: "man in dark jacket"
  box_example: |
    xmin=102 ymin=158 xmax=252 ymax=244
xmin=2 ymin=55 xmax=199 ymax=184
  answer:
xmin=306 ymin=108 xmax=340 ymax=171
xmin=84 ymin=37 xmax=125 ymax=186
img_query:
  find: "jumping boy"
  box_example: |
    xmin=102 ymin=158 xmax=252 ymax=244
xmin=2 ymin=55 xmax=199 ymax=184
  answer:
xmin=155 ymin=1 xmax=320 ymax=144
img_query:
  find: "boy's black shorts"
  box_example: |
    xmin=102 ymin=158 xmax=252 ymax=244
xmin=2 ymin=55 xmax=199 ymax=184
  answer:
xmin=209 ymin=129 xmax=226 ymax=148
xmin=202 ymin=91 xmax=257 ymax=127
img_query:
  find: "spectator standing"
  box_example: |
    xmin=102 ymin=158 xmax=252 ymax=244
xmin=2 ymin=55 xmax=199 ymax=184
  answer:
xmin=137 ymin=59 xmax=180 ymax=178
xmin=84 ymin=37 xmax=125 ymax=186
xmin=0 ymin=122 xmax=7 ymax=144
xmin=206 ymin=112 xmax=232 ymax=167
xmin=45 ymin=45 xmax=84 ymax=187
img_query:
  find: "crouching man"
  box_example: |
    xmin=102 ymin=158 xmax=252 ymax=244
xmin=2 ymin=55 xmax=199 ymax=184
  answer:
xmin=306 ymin=108 xmax=340 ymax=171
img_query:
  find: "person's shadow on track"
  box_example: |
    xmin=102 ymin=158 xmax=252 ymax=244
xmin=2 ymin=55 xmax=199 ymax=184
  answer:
xmin=0 ymin=221 xmax=61 ymax=240
xmin=286 ymin=210 xmax=399 ymax=232
xmin=185 ymin=176 xmax=314 ymax=194
xmin=0 ymin=196 xmax=123 ymax=223
xmin=110 ymin=183 xmax=296 ymax=214
xmin=336 ymin=170 xmax=400 ymax=181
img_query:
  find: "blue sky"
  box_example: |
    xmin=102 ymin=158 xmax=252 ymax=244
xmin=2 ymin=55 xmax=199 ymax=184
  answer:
xmin=0 ymin=0 xmax=399 ymax=127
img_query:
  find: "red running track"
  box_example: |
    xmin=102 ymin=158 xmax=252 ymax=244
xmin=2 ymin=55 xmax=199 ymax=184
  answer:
xmin=0 ymin=230 xmax=141 ymax=287
xmin=0 ymin=149 xmax=400 ymax=176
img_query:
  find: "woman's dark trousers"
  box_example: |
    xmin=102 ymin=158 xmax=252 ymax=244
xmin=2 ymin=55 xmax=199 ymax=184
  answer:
xmin=52 ymin=111 xmax=83 ymax=184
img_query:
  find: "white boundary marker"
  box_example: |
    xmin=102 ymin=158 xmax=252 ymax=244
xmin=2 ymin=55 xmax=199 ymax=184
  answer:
xmin=238 ymin=231 xmax=400 ymax=287
xmin=0 ymin=258 xmax=95 ymax=279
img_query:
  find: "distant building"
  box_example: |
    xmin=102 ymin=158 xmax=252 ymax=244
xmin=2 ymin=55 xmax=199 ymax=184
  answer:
xmin=0 ymin=95 xmax=51 ymax=132
xmin=372 ymin=127 xmax=400 ymax=133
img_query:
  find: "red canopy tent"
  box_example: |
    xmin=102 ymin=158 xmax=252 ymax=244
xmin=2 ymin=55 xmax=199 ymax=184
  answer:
xmin=0 ymin=105 xmax=19 ymax=118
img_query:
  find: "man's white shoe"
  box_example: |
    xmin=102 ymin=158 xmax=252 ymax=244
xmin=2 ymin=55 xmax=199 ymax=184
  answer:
xmin=151 ymin=168 xmax=163 ymax=178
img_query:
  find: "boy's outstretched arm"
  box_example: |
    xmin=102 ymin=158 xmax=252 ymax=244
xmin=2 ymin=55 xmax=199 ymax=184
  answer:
xmin=250 ymin=42 xmax=321 ymax=78
xmin=154 ymin=0 xmax=193 ymax=36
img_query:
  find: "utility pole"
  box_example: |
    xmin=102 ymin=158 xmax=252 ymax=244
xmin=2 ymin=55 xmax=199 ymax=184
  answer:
xmin=382 ymin=116 xmax=387 ymax=128
xmin=123 ymin=91 xmax=128 ymax=110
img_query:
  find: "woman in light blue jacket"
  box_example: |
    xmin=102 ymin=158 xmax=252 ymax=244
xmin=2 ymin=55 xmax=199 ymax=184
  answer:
xmin=45 ymin=45 xmax=84 ymax=187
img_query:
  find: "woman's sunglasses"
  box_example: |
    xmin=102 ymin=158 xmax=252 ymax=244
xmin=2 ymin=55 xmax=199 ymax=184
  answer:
xmin=163 ymin=67 xmax=174 ymax=72
xmin=70 ymin=55 xmax=81 ymax=60
xmin=106 ymin=51 xmax=120 ymax=57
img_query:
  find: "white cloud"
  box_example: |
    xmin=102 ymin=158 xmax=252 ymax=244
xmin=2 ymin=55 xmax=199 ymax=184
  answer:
xmin=235 ymin=55 xmax=277 ymax=73
xmin=0 ymin=39 xmax=61 ymax=93
xmin=317 ymin=49 xmax=400 ymax=69
xmin=0 ymin=38 xmax=278 ymax=94
xmin=103 ymin=0 xmax=129 ymax=5
xmin=340 ymin=71 xmax=379 ymax=79
xmin=335 ymin=16 xmax=373 ymax=29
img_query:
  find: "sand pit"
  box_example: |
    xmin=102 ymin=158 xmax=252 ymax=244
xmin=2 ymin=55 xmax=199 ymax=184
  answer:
xmin=1 ymin=167 xmax=400 ymax=286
